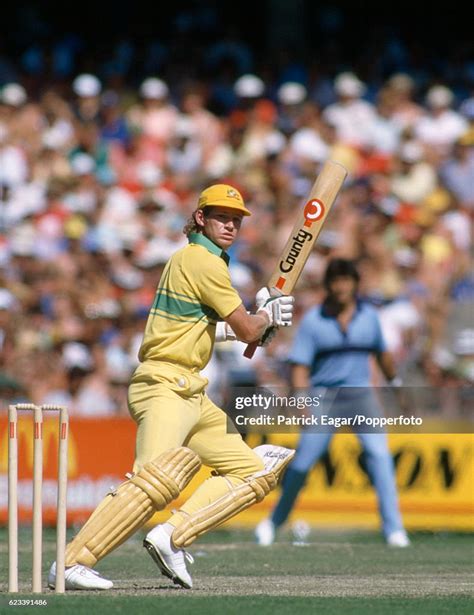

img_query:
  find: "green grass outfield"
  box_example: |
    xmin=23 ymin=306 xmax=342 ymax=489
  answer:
xmin=1 ymin=528 xmax=473 ymax=614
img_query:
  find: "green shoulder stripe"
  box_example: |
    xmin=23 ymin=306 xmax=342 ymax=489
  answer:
xmin=152 ymin=291 xmax=219 ymax=323
xmin=150 ymin=307 xmax=216 ymax=325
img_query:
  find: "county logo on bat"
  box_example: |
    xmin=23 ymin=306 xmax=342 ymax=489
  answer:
xmin=303 ymin=199 xmax=325 ymax=227
xmin=278 ymin=229 xmax=314 ymax=277
xmin=275 ymin=198 xmax=327 ymax=287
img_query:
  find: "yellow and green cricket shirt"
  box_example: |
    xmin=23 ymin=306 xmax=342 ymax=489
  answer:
xmin=138 ymin=233 xmax=242 ymax=370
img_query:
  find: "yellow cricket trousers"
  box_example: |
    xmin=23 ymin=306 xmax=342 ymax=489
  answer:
xmin=128 ymin=360 xmax=264 ymax=527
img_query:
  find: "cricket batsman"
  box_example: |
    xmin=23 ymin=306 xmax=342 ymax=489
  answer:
xmin=48 ymin=184 xmax=295 ymax=590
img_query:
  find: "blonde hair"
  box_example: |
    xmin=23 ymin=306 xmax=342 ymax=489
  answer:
xmin=182 ymin=207 xmax=214 ymax=236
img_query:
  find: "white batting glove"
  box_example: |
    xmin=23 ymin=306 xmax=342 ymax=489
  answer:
xmin=256 ymin=287 xmax=294 ymax=327
xmin=215 ymin=321 xmax=237 ymax=342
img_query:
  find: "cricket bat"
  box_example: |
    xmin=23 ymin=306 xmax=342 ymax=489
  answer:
xmin=244 ymin=159 xmax=347 ymax=358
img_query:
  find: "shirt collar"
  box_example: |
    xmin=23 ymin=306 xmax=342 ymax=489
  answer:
xmin=188 ymin=232 xmax=230 ymax=265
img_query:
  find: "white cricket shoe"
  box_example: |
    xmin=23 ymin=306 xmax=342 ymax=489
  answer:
xmin=48 ymin=562 xmax=113 ymax=590
xmin=386 ymin=530 xmax=411 ymax=548
xmin=255 ymin=518 xmax=276 ymax=546
xmin=144 ymin=524 xmax=194 ymax=589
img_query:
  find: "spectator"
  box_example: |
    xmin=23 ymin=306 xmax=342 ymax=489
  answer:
xmin=72 ymin=74 xmax=102 ymax=124
xmin=127 ymin=77 xmax=178 ymax=145
xmin=439 ymin=132 xmax=474 ymax=210
xmin=233 ymin=74 xmax=265 ymax=110
xmin=384 ymin=73 xmax=423 ymax=134
xmin=180 ymin=86 xmax=222 ymax=163
xmin=99 ymin=90 xmax=131 ymax=148
xmin=322 ymin=72 xmax=378 ymax=149
xmin=414 ymin=85 xmax=468 ymax=154
xmin=390 ymin=141 xmax=438 ymax=205
xmin=277 ymin=81 xmax=307 ymax=136
xmin=166 ymin=115 xmax=202 ymax=175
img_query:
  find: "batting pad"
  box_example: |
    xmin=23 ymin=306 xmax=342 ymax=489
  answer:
xmin=65 ymin=447 xmax=201 ymax=567
xmin=172 ymin=445 xmax=295 ymax=547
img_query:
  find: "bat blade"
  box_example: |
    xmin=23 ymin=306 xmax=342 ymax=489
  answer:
xmin=244 ymin=159 xmax=347 ymax=358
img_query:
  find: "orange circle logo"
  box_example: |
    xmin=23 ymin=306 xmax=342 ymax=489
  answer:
xmin=304 ymin=199 xmax=325 ymax=224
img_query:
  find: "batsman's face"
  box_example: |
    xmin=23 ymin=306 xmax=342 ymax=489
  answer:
xmin=328 ymin=276 xmax=358 ymax=306
xmin=198 ymin=207 xmax=244 ymax=249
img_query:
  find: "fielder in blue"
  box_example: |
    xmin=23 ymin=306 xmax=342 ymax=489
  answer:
xmin=255 ymin=259 xmax=410 ymax=548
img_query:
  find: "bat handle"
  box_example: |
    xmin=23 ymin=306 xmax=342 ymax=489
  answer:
xmin=243 ymin=287 xmax=282 ymax=359
xmin=243 ymin=340 xmax=258 ymax=359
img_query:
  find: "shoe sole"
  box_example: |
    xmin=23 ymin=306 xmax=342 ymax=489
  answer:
xmin=47 ymin=580 xmax=112 ymax=591
xmin=143 ymin=539 xmax=191 ymax=589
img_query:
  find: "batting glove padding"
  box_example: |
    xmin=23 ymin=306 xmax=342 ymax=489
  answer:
xmin=255 ymin=287 xmax=294 ymax=327
xmin=215 ymin=321 xmax=237 ymax=343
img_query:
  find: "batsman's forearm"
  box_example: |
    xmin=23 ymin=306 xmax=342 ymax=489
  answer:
xmin=251 ymin=312 xmax=271 ymax=340
xmin=235 ymin=312 xmax=269 ymax=343
xmin=226 ymin=304 xmax=270 ymax=343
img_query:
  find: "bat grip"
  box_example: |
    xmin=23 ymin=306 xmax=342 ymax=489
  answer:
xmin=243 ymin=340 xmax=258 ymax=359
xmin=243 ymin=287 xmax=282 ymax=359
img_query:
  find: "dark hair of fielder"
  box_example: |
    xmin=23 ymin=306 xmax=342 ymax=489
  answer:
xmin=182 ymin=207 xmax=214 ymax=236
xmin=323 ymin=258 xmax=360 ymax=288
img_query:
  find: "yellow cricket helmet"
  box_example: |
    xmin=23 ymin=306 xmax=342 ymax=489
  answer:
xmin=198 ymin=184 xmax=251 ymax=216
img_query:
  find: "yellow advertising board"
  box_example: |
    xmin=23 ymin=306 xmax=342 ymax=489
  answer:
xmin=1 ymin=415 xmax=472 ymax=531
xmin=153 ymin=431 xmax=474 ymax=531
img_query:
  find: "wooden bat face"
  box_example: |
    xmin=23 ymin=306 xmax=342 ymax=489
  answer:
xmin=273 ymin=198 xmax=328 ymax=293
xmin=244 ymin=160 xmax=347 ymax=358
xmin=268 ymin=160 xmax=347 ymax=294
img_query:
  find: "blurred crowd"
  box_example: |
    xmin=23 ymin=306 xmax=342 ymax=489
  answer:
xmin=0 ymin=62 xmax=473 ymax=415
